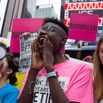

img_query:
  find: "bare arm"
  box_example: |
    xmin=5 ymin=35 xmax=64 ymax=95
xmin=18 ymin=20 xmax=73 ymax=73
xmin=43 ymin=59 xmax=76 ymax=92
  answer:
xmin=17 ymin=40 xmax=43 ymax=103
xmin=43 ymin=37 xmax=79 ymax=103
xmin=45 ymin=67 xmax=79 ymax=103
xmin=47 ymin=69 xmax=69 ymax=103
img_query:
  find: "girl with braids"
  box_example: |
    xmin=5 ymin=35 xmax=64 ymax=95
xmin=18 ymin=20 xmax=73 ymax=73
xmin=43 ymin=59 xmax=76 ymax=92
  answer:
xmin=0 ymin=46 xmax=19 ymax=103
xmin=93 ymin=35 xmax=103 ymax=103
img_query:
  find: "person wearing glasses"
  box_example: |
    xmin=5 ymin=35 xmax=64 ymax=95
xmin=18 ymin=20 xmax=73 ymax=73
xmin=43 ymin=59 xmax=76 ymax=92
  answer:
xmin=0 ymin=43 xmax=19 ymax=103
xmin=18 ymin=18 xmax=94 ymax=103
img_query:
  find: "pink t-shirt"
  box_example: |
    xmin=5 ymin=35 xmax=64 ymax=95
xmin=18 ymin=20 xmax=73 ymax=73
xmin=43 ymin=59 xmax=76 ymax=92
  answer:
xmin=33 ymin=60 xmax=94 ymax=103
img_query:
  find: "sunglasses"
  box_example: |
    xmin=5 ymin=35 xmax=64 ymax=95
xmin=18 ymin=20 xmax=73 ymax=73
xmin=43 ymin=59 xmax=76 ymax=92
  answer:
xmin=38 ymin=25 xmax=66 ymax=38
xmin=0 ymin=43 xmax=7 ymax=60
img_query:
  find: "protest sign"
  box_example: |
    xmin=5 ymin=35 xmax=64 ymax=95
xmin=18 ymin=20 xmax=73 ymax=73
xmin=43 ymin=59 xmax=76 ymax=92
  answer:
xmin=64 ymin=0 xmax=103 ymax=28
xmin=69 ymin=13 xmax=98 ymax=42
xmin=10 ymin=18 xmax=44 ymax=53
xmin=10 ymin=18 xmax=43 ymax=73
xmin=19 ymin=32 xmax=38 ymax=73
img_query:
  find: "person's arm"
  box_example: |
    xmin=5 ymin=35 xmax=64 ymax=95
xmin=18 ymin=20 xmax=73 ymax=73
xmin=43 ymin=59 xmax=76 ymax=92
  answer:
xmin=3 ymin=89 xmax=19 ymax=103
xmin=47 ymin=68 xmax=69 ymax=103
xmin=17 ymin=69 xmax=38 ymax=103
xmin=45 ymin=66 xmax=79 ymax=103
xmin=17 ymin=40 xmax=43 ymax=103
xmin=43 ymin=37 xmax=79 ymax=103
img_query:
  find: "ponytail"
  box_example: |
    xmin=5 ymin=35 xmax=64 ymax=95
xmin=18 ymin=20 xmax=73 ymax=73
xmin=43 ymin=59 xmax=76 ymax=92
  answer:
xmin=6 ymin=53 xmax=19 ymax=85
xmin=8 ymin=74 xmax=17 ymax=85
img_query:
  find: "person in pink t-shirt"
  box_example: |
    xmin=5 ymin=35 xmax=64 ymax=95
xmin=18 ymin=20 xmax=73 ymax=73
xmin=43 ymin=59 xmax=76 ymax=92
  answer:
xmin=17 ymin=18 xmax=94 ymax=103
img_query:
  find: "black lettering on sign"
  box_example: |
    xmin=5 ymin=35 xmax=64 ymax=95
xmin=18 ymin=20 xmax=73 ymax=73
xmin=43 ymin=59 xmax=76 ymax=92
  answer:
xmin=12 ymin=32 xmax=24 ymax=38
xmin=12 ymin=32 xmax=20 ymax=38
xmin=70 ymin=23 xmax=97 ymax=30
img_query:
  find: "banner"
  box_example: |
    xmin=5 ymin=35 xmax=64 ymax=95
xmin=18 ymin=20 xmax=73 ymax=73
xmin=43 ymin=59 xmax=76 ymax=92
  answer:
xmin=10 ymin=18 xmax=44 ymax=53
xmin=64 ymin=0 xmax=103 ymax=28
xmin=69 ymin=13 xmax=98 ymax=42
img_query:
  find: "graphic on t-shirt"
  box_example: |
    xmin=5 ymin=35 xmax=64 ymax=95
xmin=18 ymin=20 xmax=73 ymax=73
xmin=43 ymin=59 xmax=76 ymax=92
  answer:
xmin=33 ymin=76 xmax=70 ymax=103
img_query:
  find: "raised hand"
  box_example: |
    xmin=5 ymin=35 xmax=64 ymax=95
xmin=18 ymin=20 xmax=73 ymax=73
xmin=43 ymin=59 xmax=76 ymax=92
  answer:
xmin=22 ymin=32 xmax=31 ymax=40
xmin=43 ymin=36 xmax=54 ymax=72
xmin=30 ymin=40 xmax=43 ymax=73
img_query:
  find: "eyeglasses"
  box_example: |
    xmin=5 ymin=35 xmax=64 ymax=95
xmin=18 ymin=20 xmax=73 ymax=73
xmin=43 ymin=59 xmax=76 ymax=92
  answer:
xmin=0 ymin=43 xmax=7 ymax=60
xmin=38 ymin=25 xmax=66 ymax=38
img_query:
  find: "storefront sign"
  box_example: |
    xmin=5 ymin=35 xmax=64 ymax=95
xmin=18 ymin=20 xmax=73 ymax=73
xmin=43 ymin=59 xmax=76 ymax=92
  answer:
xmin=64 ymin=0 xmax=103 ymax=27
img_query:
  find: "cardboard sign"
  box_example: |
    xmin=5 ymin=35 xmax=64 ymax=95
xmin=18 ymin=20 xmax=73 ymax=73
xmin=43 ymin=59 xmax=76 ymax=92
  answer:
xmin=19 ymin=32 xmax=38 ymax=73
xmin=10 ymin=18 xmax=44 ymax=53
xmin=69 ymin=13 xmax=99 ymax=42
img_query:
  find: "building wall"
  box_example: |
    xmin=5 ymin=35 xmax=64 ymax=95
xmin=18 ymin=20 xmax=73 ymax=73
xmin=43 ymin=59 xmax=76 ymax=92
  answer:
xmin=2 ymin=0 xmax=25 ymax=37
xmin=0 ymin=0 xmax=8 ymax=36
xmin=35 ymin=4 xmax=57 ymax=18
xmin=1 ymin=0 xmax=62 ymax=37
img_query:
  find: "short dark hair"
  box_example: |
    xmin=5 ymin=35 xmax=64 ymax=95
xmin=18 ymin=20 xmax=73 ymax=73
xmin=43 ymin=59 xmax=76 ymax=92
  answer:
xmin=43 ymin=18 xmax=68 ymax=36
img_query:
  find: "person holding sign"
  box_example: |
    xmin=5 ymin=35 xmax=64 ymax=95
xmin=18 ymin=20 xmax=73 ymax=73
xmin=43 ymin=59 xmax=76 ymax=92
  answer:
xmin=93 ymin=35 xmax=103 ymax=103
xmin=0 ymin=43 xmax=19 ymax=103
xmin=18 ymin=18 xmax=94 ymax=103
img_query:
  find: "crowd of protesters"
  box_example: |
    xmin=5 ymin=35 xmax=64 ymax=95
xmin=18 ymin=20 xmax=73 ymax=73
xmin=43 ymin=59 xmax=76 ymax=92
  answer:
xmin=0 ymin=18 xmax=103 ymax=103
